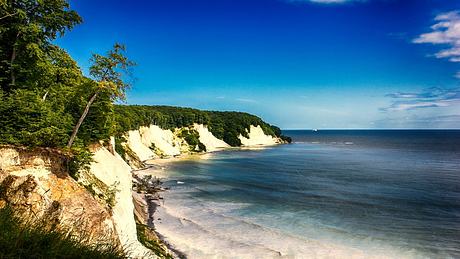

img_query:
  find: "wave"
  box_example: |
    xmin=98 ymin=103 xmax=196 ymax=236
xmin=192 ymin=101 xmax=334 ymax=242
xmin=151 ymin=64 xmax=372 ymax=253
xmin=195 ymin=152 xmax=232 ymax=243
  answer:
xmin=154 ymin=190 xmax=422 ymax=259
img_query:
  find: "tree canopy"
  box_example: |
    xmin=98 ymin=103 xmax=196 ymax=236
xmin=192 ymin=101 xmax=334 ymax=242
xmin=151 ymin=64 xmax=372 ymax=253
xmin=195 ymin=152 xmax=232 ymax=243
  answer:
xmin=113 ymin=105 xmax=290 ymax=146
xmin=67 ymin=43 xmax=135 ymax=148
xmin=0 ymin=0 xmax=81 ymax=92
xmin=0 ymin=0 xmax=290 ymax=151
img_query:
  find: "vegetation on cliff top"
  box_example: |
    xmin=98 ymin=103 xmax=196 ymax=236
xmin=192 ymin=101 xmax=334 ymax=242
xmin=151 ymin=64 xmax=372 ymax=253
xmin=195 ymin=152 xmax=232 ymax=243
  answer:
xmin=114 ymin=105 xmax=291 ymax=146
xmin=0 ymin=0 xmax=289 ymax=150
xmin=0 ymin=206 xmax=124 ymax=259
xmin=0 ymin=0 xmax=289 ymax=257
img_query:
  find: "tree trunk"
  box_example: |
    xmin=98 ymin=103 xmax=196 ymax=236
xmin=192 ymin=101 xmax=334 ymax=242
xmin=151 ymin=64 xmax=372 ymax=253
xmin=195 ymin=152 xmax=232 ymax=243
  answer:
xmin=9 ymin=32 xmax=19 ymax=88
xmin=67 ymin=92 xmax=99 ymax=148
xmin=10 ymin=45 xmax=16 ymax=86
xmin=42 ymin=91 xmax=48 ymax=101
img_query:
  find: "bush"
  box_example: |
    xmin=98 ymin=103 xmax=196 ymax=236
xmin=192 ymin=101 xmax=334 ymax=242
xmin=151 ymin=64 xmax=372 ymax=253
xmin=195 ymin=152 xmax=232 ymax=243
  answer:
xmin=0 ymin=89 xmax=73 ymax=148
xmin=178 ymin=128 xmax=206 ymax=151
xmin=0 ymin=206 xmax=125 ymax=259
xmin=136 ymin=224 xmax=173 ymax=259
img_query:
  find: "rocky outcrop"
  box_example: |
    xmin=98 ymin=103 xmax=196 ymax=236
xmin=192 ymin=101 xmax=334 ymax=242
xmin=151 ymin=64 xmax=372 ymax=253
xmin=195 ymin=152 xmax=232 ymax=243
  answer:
xmin=0 ymin=147 xmax=119 ymax=246
xmin=0 ymin=123 xmax=284 ymax=259
xmin=126 ymin=130 xmax=156 ymax=162
xmin=193 ymin=124 xmax=230 ymax=152
xmin=0 ymin=145 xmax=157 ymax=258
xmin=238 ymin=125 xmax=280 ymax=146
xmin=89 ymin=146 xmax=154 ymax=258
xmin=121 ymin=123 xmax=283 ymax=163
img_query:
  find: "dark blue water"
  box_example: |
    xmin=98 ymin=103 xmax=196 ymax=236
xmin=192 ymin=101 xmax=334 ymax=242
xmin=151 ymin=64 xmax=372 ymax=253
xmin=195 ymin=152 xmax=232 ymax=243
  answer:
xmin=160 ymin=130 xmax=460 ymax=258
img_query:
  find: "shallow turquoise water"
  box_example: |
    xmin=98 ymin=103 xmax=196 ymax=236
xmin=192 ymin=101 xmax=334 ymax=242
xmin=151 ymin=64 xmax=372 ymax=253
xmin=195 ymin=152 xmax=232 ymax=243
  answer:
xmin=158 ymin=130 xmax=460 ymax=258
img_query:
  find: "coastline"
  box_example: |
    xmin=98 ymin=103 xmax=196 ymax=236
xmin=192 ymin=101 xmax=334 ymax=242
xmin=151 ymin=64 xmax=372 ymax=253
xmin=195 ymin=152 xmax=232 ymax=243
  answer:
xmin=121 ymin=123 xmax=288 ymax=257
xmin=134 ymin=159 xmax=375 ymax=259
xmin=133 ymin=152 xmax=221 ymax=258
xmin=131 ymin=139 xmax=435 ymax=259
xmin=132 ymin=144 xmax=284 ymax=258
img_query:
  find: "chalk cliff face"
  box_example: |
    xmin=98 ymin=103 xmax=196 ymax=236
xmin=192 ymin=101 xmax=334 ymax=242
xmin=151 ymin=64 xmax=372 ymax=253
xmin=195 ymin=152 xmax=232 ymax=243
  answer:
xmin=89 ymin=146 xmax=154 ymax=258
xmin=0 ymin=146 xmax=156 ymax=258
xmin=239 ymin=125 xmax=280 ymax=146
xmin=0 ymin=147 xmax=119 ymax=246
xmin=193 ymin=123 xmax=230 ymax=152
xmin=0 ymin=123 xmax=283 ymax=258
xmin=126 ymin=130 xmax=156 ymax=161
xmin=122 ymin=123 xmax=282 ymax=162
xmin=139 ymin=125 xmax=181 ymax=157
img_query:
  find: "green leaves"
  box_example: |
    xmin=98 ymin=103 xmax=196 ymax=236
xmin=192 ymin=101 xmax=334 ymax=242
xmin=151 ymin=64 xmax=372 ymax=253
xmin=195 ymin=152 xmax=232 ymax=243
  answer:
xmin=0 ymin=0 xmax=290 ymax=154
xmin=0 ymin=89 xmax=73 ymax=147
xmin=112 ymin=105 xmax=282 ymax=147
xmin=0 ymin=0 xmax=81 ymax=92
xmin=89 ymin=43 xmax=136 ymax=101
xmin=66 ymin=43 xmax=135 ymax=148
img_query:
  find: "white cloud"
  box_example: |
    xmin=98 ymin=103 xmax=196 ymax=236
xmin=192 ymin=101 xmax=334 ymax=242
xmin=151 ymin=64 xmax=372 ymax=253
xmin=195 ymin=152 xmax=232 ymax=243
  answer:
xmin=236 ymin=98 xmax=258 ymax=103
xmin=383 ymin=101 xmax=449 ymax=112
xmin=413 ymin=11 xmax=460 ymax=67
xmin=373 ymin=115 xmax=460 ymax=128
xmin=381 ymin=87 xmax=460 ymax=112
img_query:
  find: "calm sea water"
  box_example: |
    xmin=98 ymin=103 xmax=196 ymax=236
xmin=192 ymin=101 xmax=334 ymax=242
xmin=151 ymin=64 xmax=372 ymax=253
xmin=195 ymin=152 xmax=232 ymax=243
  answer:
xmin=154 ymin=130 xmax=460 ymax=258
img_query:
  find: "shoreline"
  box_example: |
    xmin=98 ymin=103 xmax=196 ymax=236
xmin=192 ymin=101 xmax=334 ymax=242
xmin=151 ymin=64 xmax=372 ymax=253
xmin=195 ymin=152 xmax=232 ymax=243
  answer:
xmin=131 ymin=141 xmax=427 ymax=259
xmin=132 ymin=144 xmax=285 ymax=258
xmin=132 ymin=169 xmax=185 ymax=258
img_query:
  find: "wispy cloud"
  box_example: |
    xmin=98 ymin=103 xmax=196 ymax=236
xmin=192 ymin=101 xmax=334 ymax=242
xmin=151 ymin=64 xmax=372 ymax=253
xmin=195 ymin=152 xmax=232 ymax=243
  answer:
xmin=236 ymin=98 xmax=258 ymax=103
xmin=373 ymin=114 xmax=460 ymax=128
xmin=413 ymin=10 xmax=460 ymax=77
xmin=381 ymin=87 xmax=460 ymax=111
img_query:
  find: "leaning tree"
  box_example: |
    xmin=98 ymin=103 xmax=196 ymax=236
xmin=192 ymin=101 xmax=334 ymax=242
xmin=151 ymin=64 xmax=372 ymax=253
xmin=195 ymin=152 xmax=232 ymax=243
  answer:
xmin=67 ymin=43 xmax=135 ymax=148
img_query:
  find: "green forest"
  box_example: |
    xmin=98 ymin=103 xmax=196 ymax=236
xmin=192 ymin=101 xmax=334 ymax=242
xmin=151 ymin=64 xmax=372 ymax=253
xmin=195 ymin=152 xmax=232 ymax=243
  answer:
xmin=0 ymin=1 xmax=289 ymax=257
xmin=114 ymin=105 xmax=290 ymax=147
xmin=0 ymin=0 xmax=289 ymax=154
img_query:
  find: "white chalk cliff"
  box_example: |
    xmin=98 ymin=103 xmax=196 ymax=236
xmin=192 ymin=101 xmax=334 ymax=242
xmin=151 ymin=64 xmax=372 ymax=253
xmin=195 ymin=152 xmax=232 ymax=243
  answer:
xmin=239 ymin=125 xmax=280 ymax=146
xmin=0 ymin=123 xmax=283 ymax=258
xmin=122 ymin=123 xmax=281 ymax=162
xmin=89 ymin=146 xmax=154 ymax=258
xmin=126 ymin=130 xmax=155 ymax=161
xmin=0 ymin=147 xmax=120 ymax=247
xmin=193 ymin=123 xmax=230 ymax=152
xmin=139 ymin=125 xmax=181 ymax=157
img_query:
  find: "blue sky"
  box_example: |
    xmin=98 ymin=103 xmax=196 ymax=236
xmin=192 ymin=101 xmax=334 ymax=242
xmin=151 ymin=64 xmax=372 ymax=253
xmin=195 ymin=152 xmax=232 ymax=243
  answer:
xmin=56 ymin=0 xmax=460 ymax=129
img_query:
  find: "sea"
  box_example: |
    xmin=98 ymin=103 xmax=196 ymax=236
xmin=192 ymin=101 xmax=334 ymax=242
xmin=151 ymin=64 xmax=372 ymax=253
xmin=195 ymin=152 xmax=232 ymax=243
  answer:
xmin=152 ymin=130 xmax=460 ymax=259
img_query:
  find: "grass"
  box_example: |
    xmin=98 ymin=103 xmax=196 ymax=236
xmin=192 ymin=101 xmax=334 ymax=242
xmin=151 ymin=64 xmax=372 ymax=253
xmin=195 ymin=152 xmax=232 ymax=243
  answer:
xmin=136 ymin=223 xmax=174 ymax=259
xmin=0 ymin=205 xmax=125 ymax=259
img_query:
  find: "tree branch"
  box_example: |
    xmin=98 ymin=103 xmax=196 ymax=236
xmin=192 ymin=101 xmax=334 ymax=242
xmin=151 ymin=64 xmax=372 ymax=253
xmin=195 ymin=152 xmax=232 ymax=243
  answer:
xmin=0 ymin=11 xmax=18 ymax=20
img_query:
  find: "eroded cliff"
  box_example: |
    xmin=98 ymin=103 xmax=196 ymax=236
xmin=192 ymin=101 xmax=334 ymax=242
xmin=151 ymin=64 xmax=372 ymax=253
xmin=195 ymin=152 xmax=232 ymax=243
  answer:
xmin=0 ymin=122 xmax=286 ymax=258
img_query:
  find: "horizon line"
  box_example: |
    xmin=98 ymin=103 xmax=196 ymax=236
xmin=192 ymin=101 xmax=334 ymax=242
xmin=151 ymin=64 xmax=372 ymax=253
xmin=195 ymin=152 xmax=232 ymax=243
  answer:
xmin=281 ymin=128 xmax=460 ymax=130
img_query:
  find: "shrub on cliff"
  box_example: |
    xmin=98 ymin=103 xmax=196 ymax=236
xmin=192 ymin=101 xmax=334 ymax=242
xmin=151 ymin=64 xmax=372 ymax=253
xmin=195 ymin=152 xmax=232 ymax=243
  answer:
xmin=178 ymin=128 xmax=207 ymax=151
xmin=0 ymin=206 xmax=124 ymax=259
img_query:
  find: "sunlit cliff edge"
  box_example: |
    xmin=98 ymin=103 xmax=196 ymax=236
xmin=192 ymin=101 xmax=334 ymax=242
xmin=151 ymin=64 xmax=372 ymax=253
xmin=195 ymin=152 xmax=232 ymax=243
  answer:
xmin=0 ymin=121 xmax=288 ymax=258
